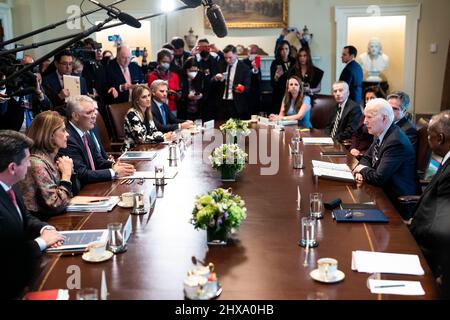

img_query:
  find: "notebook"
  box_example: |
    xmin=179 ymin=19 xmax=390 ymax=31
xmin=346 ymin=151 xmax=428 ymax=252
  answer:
xmin=46 ymin=229 xmax=108 ymax=252
xmin=119 ymin=151 xmax=157 ymax=161
xmin=332 ymin=209 xmax=388 ymax=223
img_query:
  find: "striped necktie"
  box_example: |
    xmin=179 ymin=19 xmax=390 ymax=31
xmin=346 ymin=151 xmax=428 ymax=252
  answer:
xmin=331 ymin=105 xmax=342 ymax=139
xmin=372 ymin=138 xmax=381 ymax=167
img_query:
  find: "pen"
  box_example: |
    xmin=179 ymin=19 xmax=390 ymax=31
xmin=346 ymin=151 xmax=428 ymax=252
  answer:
xmin=89 ymin=199 xmax=107 ymax=203
xmin=374 ymin=284 xmax=406 ymax=288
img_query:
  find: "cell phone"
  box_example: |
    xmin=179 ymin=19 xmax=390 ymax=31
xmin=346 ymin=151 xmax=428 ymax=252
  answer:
xmin=15 ymin=44 xmax=24 ymax=61
xmin=108 ymin=35 xmax=120 ymax=42
xmin=320 ymin=151 xmax=347 ymax=157
xmin=276 ymin=65 xmax=283 ymax=72
xmin=287 ymin=27 xmax=298 ymax=33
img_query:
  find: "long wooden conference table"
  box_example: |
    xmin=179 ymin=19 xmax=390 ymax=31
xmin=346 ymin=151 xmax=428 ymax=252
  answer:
xmin=31 ymin=124 xmax=439 ymax=300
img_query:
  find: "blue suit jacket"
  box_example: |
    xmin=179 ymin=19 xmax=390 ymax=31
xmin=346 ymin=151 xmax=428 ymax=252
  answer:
xmin=42 ymin=72 xmax=88 ymax=109
xmin=151 ymin=100 xmax=184 ymax=133
xmin=59 ymin=123 xmax=113 ymax=186
xmin=106 ymin=60 xmax=144 ymax=104
xmin=339 ymin=60 xmax=363 ymax=104
xmin=359 ymin=124 xmax=420 ymax=216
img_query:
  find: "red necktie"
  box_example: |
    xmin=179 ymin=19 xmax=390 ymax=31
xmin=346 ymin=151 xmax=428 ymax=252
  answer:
xmin=83 ymin=134 xmax=96 ymax=170
xmin=7 ymin=189 xmax=18 ymax=208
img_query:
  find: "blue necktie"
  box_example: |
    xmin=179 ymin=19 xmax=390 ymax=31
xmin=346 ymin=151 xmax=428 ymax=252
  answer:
xmin=160 ymin=104 xmax=167 ymax=126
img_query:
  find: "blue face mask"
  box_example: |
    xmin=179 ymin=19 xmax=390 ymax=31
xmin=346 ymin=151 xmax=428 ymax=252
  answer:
xmin=159 ymin=63 xmax=170 ymax=72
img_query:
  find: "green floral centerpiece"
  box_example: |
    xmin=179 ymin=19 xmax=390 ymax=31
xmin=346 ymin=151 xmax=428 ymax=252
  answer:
xmin=209 ymin=144 xmax=248 ymax=181
xmin=191 ymin=188 xmax=247 ymax=245
xmin=220 ymin=118 xmax=251 ymax=144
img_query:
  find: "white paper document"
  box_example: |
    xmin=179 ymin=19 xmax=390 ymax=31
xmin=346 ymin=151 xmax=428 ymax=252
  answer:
xmin=120 ymin=168 xmax=178 ymax=180
xmin=119 ymin=151 xmax=157 ymax=161
xmin=66 ymin=196 xmax=120 ymax=212
xmin=368 ymin=279 xmax=425 ymax=296
xmin=302 ymin=137 xmax=334 ymax=145
xmin=352 ymin=250 xmax=425 ymax=275
xmin=63 ymin=75 xmax=81 ymax=99
xmin=312 ymin=160 xmax=354 ymax=182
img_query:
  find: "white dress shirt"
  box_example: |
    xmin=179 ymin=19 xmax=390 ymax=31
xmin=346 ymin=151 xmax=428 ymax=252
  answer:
xmin=223 ymin=59 xmax=239 ymax=101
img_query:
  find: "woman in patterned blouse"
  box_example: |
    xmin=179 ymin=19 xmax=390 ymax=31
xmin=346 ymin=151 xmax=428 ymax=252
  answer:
xmin=17 ymin=111 xmax=74 ymax=219
xmin=123 ymin=84 xmax=174 ymax=150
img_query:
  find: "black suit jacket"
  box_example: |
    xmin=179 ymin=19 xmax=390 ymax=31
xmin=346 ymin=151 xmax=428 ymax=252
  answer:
xmin=217 ymin=61 xmax=252 ymax=114
xmin=325 ymin=99 xmax=362 ymax=141
xmin=59 ymin=123 xmax=113 ymax=186
xmin=91 ymin=124 xmax=108 ymax=160
xmin=106 ymin=60 xmax=144 ymax=104
xmin=151 ymin=100 xmax=184 ymax=133
xmin=396 ymin=116 xmax=418 ymax=150
xmin=0 ymin=185 xmax=47 ymax=299
xmin=242 ymin=58 xmax=262 ymax=115
xmin=359 ymin=124 xmax=420 ymax=216
xmin=339 ymin=60 xmax=363 ymax=104
xmin=410 ymin=159 xmax=450 ymax=280
xmin=42 ymin=71 xmax=88 ymax=109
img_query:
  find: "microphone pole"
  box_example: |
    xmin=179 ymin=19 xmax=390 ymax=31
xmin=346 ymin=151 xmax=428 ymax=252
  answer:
xmin=0 ymin=16 xmax=115 ymax=87
xmin=0 ymin=0 xmax=125 ymax=48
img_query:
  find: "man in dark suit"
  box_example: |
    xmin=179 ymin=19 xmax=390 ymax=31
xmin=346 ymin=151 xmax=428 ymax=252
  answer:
xmin=243 ymin=45 xmax=262 ymax=117
xmin=213 ymin=45 xmax=251 ymax=120
xmin=410 ymin=110 xmax=450 ymax=298
xmin=353 ymin=98 xmax=420 ymax=219
xmin=339 ymin=46 xmax=363 ymax=105
xmin=171 ymin=37 xmax=192 ymax=81
xmin=106 ymin=46 xmax=144 ymax=104
xmin=150 ymin=80 xmax=193 ymax=133
xmin=42 ymin=50 xmax=88 ymax=112
xmin=387 ymin=91 xmax=418 ymax=149
xmin=0 ymin=130 xmax=65 ymax=299
xmin=325 ymin=81 xmax=362 ymax=142
xmin=59 ymin=95 xmax=135 ymax=187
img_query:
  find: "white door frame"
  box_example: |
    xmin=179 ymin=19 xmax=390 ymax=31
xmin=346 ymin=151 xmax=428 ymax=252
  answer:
xmin=335 ymin=4 xmax=421 ymax=111
xmin=0 ymin=3 xmax=14 ymax=49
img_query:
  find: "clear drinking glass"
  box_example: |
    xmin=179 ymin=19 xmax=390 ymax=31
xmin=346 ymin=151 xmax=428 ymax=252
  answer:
xmin=76 ymin=288 xmax=99 ymax=300
xmin=155 ymin=165 xmax=165 ymax=186
xmin=310 ymin=193 xmax=324 ymax=219
xmin=293 ymin=151 xmax=304 ymax=169
xmin=107 ymin=222 xmax=125 ymax=253
xmin=299 ymin=216 xmax=318 ymax=248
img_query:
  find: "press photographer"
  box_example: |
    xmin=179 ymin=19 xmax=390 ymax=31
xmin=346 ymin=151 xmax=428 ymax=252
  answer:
xmin=0 ymin=53 xmax=51 ymax=131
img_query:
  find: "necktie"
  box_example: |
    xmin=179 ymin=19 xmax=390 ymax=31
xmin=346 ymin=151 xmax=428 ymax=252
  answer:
xmin=331 ymin=105 xmax=342 ymax=139
xmin=160 ymin=104 xmax=167 ymax=126
xmin=88 ymin=131 xmax=101 ymax=155
xmin=122 ymin=66 xmax=132 ymax=100
xmin=83 ymin=134 xmax=96 ymax=170
xmin=224 ymin=65 xmax=232 ymax=100
xmin=7 ymin=189 xmax=22 ymax=222
xmin=372 ymin=138 xmax=381 ymax=167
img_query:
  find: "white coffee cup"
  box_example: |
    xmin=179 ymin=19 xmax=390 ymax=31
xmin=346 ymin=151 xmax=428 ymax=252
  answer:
xmin=317 ymin=258 xmax=338 ymax=281
xmin=184 ymin=275 xmax=207 ymax=299
xmin=86 ymin=241 xmax=107 ymax=258
xmin=120 ymin=192 xmax=135 ymax=207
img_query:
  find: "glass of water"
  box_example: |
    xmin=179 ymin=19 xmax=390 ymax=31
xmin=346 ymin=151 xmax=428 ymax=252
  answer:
xmin=310 ymin=193 xmax=324 ymax=219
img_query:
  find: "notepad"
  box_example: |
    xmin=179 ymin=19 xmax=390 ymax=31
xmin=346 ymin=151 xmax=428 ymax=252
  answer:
xmin=46 ymin=229 xmax=108 ymax=252
xmin=368 ymin=279 xmax=425 ymax=296
xmin=119 ymin=168 xmax=178 ymax=180
xmin=302 ymin=137 xmax=334 ymax=145
xmin=332 ymin=209 xmax=388 ymax=223
xmin=119 ymin=151 xmax=157 ymax=161
xmin=352 ymin=251 xmax=425 ymax=275
xmin=63 ymin=75 xmax=81 ymax=99
xmin=312 ymin=160 xmax=355 ymax=182
xmin=66 ymin=196 xmax=119 ymax=212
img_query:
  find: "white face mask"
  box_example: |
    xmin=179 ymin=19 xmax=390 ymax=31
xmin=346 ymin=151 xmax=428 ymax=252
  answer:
xmin=249 ymin=54 xmax=256 ymax=61
xmin=188 ymin=71 xmax=198 ymax=79
xmin=0 ymin=88 xmax=6 ymax=95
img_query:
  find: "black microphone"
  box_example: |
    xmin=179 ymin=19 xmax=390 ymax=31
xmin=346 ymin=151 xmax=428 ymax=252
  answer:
xmin=6 ymin=87 xmax=37 ymax=98
xmin=179 ymin=0 xmax=202 ymax=8
xmin=88 ymin=0 xmax=141 ymax=28
xmin=205 ymin=3 xmax=228 ymax=38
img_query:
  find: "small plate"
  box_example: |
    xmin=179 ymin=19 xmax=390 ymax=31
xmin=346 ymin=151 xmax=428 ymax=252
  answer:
xmin=310 ymin=269 xmax=345 ymax=284
xmin=117 ymin=201 xmax=133 ymax=208
xmin=82 ymin=250 xmax=113 ymax=263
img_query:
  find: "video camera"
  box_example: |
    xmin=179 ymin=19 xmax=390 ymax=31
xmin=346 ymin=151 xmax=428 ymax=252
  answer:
xmin=71 ymin=40 xmax=102 ymax=64
xmin=0 ymin=52 xmax=38 ymax=92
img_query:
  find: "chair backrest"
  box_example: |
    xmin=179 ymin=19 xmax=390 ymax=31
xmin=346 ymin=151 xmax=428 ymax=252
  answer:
xmin=95 ymin=112 xmax=113 ymax=152
xmin=106 ymin=102 xmax=131 ymax=141
xmin=310 ymin=94 xmax=336 ymax=129
xmin=416 ymin=118 xmax=432 ymax=174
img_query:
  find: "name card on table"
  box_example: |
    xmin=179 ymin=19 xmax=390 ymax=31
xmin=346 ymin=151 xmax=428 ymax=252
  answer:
xmin=123 ymin=215 xmax=132 ymax=244
xmin=259 ymin=117 xmax=269 ymax=125
xmin=149 ymin=185 xmax=157 ymax=209
xmin=204 ymin=120 xmax=215 ymax=130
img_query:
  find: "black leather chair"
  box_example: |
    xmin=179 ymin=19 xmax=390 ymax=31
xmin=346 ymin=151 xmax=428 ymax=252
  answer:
xmin=310 ymin=94 xmax=336 ymax=129
xmin=106 ymin=102 xmax=132 ymax=142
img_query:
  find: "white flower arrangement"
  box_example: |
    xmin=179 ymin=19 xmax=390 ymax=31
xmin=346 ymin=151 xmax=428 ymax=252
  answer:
xmin=209 ymin=144 xmax=248 ymax=172
xmin=219 ymin=118 xmax=251 ymax=137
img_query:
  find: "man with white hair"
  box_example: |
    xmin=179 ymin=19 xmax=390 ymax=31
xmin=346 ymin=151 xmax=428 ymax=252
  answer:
xmin=106 ymin=45 xmax=144 ymax=104
xmin=59 ymin=95 xmax=135 ymax=186
xmin=353 ymin=98 xmax=419 ymax=219
xmin=325 ymin=81 xmax=362 ymax=142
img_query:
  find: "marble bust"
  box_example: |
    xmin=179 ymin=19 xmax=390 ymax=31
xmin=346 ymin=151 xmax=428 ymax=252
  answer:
xmin=358 ymin=38 xmax=389 ymax=82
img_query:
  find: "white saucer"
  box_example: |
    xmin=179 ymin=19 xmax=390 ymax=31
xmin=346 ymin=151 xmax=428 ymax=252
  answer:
xmin=310 ymin=269 xmax=345 ymax=284
xmin=117 ymin=201 xmax=133 ymax=208
xmin=82 ymin=250 xmax=113 ymax=263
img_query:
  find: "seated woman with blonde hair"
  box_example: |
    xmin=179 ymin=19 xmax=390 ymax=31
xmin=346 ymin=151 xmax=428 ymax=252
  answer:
xmin=123 ymin=84 xmax=174 ymax=150
xmin=269 ymin=75 xmax=312 ymax=128
xmin=17 ymin=111 xmax=75 ymax=220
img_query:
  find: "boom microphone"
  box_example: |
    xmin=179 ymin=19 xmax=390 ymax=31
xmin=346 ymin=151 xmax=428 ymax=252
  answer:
xmin=5 ymin=87 xmax=37 ymax=98
xmin=88 ymin=0 xmax=141 ymax=28
xmin=179 ymin=0 xmax=202 ymax=8
xmin=205 ymin=3 xmax=228 ymax=38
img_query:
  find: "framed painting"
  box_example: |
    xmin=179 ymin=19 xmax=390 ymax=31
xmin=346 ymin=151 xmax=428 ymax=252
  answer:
xmin=205 ymin=0 xmax=288 ymax=29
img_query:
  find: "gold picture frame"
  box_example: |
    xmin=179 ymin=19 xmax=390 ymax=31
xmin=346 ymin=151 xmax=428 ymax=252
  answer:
xmin=205 ymin=0 xmax=288 ymax=29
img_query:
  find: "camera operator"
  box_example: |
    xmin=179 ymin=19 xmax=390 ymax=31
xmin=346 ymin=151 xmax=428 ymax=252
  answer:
xmin=42 ymin=50 xmax=88 ymax=114
xmin=0 ymin=54 xmax=52 ymax=131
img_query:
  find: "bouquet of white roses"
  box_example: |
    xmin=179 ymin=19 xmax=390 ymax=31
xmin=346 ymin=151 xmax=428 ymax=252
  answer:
xmin=209 ymin=144 xmax=247 ymax=173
